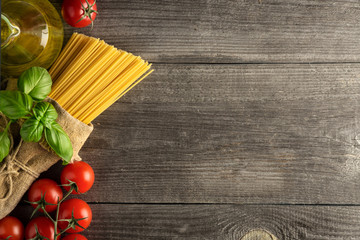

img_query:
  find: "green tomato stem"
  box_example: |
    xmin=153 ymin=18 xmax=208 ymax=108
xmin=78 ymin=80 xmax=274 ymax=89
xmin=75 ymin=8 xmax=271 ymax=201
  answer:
xmin=62 ymin=185 xmax=74 ymax=202
xmin=42 ymin=206 xmax=55 ymax=223
xmin=54 ymin=185 xmax=76 ymax=238
xmin=58 ymin=225 xmax=74 ymax=236
xmin=54 ymin=197 xmax=60 ymax=238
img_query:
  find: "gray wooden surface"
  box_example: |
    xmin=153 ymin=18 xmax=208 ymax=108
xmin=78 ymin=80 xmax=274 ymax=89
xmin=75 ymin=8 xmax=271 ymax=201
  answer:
xmin=12 ymin=204 xmax=360 ymax=239
xmin=10 ymin=0 xmax=360 ymax=239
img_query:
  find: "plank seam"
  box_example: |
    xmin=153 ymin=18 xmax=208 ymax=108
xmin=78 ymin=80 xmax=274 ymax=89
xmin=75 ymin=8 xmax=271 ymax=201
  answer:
xmin=150 ymin=61 xmax=360 ymax=65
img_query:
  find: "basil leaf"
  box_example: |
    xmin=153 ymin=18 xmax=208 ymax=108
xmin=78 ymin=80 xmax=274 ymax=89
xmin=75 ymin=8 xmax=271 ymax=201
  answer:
xmin=45 ymin=121 xmax=73 ymax=163
xmin=0 ymin=131 xmax=10 ymax=162
xmin=33 ymin=102 xmax=58 ymax=128
xmin=0 ymin=91 xmax=33 ymax=119
xmin=20 ymin=118 xmax=44 ymax=142
xmin=18 ymin=67 xmax=52 ymax=101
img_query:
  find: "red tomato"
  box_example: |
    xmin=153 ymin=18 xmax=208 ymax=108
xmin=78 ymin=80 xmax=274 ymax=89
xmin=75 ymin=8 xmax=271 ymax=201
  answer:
xmin=28 ymin=179 xmax=63 ymax=213
xmin=58 ymin=199 xmax=92 ymax=233
xmin=0 ymin=216 xmax=24 ymax=240
xmin=61 ymin=0 xmax=98 ymax=28
xmin=61 ymin=233 xmax=88 ymax=240
xmin=61 ymin=161 xmax=94 ymax=194
xmin=25 ymin=217 xmax=59 ymax=240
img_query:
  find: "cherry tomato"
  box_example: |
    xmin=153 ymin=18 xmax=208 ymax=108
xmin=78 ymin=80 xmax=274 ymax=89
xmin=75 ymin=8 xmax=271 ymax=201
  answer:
xmin=61 ymin=233 xmax=88 ymax=240
xmin=28 ymin=179 xmax=63 ymax=213
xmin=61 ymin=0 xmax=98 ymax=28
xmin=0 ymin=216 xmax=24 ymax=240
xmin=25 ymin=217 xmax=59 ymax=240
xmin=58 ymin=199 xmax=92 ymax=233
xmin=61 ymin=161 xmax=94 ymax=194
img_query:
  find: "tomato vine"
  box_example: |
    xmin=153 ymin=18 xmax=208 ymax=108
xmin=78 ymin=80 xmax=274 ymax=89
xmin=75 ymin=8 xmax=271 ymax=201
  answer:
xmin=26 ymin=181 xmax=90 ymax=240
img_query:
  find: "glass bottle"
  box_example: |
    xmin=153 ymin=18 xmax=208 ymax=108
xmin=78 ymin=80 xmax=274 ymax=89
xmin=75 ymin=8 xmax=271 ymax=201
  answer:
xmin=1 ymin=0 xmax=64 ymax=77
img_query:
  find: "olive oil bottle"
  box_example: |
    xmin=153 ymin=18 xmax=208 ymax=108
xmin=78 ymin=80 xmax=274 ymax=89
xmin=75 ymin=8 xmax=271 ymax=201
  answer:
xmin=1 ymin=0 xmax=63 ymax=77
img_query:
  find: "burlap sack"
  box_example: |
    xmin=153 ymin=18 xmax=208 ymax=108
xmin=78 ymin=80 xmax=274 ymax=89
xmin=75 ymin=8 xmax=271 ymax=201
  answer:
xmin=0 ymin=98 xmax=93 ymax=219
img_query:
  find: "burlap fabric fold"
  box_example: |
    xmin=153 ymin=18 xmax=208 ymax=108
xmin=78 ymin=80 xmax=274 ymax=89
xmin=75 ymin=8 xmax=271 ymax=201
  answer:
xmin=0 ymin=98 xmax=93 ymax=219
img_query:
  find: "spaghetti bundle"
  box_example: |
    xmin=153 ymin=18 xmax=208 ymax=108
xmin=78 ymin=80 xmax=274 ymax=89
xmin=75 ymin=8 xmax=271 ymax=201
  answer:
xmin=49 ymin=33 xmax=153 ymax=124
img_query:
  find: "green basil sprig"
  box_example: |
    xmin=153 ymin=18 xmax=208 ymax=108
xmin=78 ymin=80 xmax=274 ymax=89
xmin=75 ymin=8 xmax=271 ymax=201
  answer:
xmin=33 ymin=102 xmax=58 ymax=128
xmin=45 ymin=121 xmax=73 ymax=164
xmin=0 ymin=67 xmax=73 ymax=163
xmin=20 ymin=118 xmax=44 ymax=142
xmin=0 ymin=91 xmax=33 ymax=119
xmin=18 ymin=67 xmax=52 ymax=101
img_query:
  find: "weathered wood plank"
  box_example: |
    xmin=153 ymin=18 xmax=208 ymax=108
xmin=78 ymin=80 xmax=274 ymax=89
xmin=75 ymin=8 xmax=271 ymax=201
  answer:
xmin=10 ymin=204 xmax=360 ymax=239
xmin=50 ymin=0 xmax=360 ymax=63
xmin=41 ymin=63 xmax=360 ymax=204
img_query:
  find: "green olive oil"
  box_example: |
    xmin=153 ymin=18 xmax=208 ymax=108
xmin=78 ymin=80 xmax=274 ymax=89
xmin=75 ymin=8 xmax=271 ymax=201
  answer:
xmin=1 ymin=0 xmax=64 ymax=77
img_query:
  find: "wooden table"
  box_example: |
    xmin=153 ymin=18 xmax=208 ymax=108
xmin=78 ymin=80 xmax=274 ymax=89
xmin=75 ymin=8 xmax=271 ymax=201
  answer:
xmin=10 ymin=0 xmax=360 ymax=239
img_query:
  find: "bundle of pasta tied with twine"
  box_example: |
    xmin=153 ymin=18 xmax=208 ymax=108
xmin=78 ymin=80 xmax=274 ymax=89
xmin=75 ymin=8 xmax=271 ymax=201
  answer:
xmin=0 ymin=33 xmax=153 ymax=219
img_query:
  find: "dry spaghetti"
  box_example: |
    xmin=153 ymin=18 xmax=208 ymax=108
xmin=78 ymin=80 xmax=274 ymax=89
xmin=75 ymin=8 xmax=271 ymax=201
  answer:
xmin=49 ymin=33 xmax=153 ymax=124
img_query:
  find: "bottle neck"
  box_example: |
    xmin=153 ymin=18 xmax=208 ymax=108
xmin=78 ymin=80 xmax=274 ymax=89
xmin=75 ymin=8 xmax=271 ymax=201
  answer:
xmin=1 ymin=13 xmax=20 ymax=48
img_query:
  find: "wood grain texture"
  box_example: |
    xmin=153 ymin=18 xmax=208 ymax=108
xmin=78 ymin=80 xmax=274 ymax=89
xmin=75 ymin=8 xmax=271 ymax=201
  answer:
xmin=240 ymin=230 xmax=278 ymax=240
xmin=11 ymin=204 xmax=360 ymax=240
xmin=8 ymin=1 xmax=360 ymax=238
xmin=52 ymin=63 xmax=360 ymax=204
xmin=50 ymin=0 xmax=360 ymax=63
